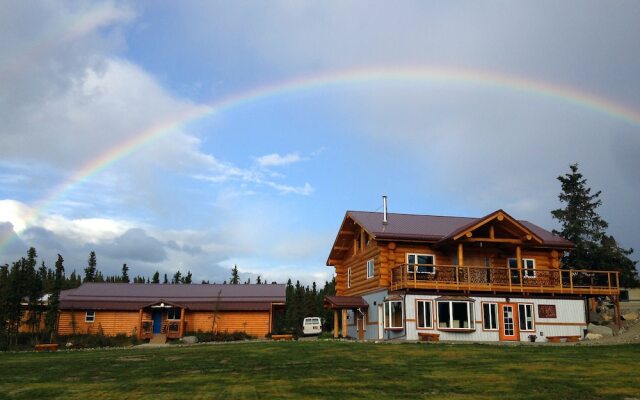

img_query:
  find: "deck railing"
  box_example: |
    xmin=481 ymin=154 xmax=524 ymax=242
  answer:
xmin=390 ymin=264 xmax=619 ymax=295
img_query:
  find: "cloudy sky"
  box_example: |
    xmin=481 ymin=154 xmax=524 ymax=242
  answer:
xmin=1 ymin=1 xmax=639 ymax=284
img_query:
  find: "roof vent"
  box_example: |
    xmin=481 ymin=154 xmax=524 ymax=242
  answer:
xmin=382 ymin=195 xmax=388 ymax=225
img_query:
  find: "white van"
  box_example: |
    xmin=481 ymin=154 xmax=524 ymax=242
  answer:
xmin=302 ymin=317 xmax=322 ymax=335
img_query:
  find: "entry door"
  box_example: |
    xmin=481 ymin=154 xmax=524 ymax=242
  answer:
xmin=357 ymin=314 xmax=365 ymax=340
xmin=152 ymin=310 xmax=163 ymax=334
xmin=498 ymin=303 xmax=519 ymax=341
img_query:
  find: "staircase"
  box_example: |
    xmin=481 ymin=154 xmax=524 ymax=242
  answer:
xmin=149 ymin=334 xmax=167 ymax=344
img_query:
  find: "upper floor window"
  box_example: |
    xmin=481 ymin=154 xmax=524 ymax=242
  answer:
xmin=347 ymin=267 xmax=351 ymax=288
xmin=407 ymin=254 xmax=435 ymax=274
xmin=85 ymin=311 xmax=95 ymax=323
xmin=366 ymin=259 xmax=375 ymax=279
xmin=508 ymin=258 xmax=536 ymax=278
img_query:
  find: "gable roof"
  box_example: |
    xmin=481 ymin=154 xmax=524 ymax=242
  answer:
xmin=60 ymin=283 xmax=286 ymax=311
xmin=327 ymin=210 xmax=573 ymax=264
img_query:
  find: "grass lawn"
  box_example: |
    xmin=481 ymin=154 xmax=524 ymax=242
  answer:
xmin=1 ymin=341 xmax=639 ymax=400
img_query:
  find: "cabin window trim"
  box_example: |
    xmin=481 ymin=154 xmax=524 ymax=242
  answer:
xmin=508 ymin=258 xmax=536 ymax=278
xmin=366 ymin=259 xmax=375 ymax=279
xmin=167 ymin=308 xmax=181 ymax=320
xmin=416 ymin=299 xmax=434 ymax=330
xmin=347 ymin=267 xmax=351 ymax=288
xmin=85 ymin=311 xmax=95 ymax=323
xmin=406 ymin=253 xmax=436 ymax=274
xmin=436 ymin=300 xmax=475 ymax=331
xmin=482 ymin=302 xmax=498 ymax=331
xmin=383 ymin=300 xmax=404 ymax=330
xmin=518 ymin=303 xmax=535 ymax=331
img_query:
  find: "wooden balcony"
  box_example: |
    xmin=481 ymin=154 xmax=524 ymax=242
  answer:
xmin=390 ymin=264 xmax=619 ymax=296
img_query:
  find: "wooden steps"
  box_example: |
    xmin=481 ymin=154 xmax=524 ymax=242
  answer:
xmin=149 ymin=334 xmax=167 ymax=344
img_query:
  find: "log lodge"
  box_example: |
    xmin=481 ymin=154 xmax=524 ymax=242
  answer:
xmin=58 ymin=283 xmax=285 ymax=341
xmin=325 ymin=205 xmax=621 ymax=342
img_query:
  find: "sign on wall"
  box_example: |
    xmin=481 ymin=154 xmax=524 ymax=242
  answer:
xmin=538 ymin=304 xmax=557 ymax=318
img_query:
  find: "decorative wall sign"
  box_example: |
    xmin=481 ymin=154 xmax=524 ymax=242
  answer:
xmin=538 ymin=304 xmax=557 ymax=318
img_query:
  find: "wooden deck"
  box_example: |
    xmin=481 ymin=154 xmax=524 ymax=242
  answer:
xmin=390 ymin=264 xmax=619 ymax=295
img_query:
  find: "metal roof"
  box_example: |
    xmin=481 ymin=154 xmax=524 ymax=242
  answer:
xmin=60 ymin=283 xmax=286 ymax=311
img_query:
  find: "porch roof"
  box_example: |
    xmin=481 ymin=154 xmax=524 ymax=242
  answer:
xmin=324 ymin=295 xmax=369 ymax=310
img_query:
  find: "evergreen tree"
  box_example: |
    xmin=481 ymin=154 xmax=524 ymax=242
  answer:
xmin=45 ymin=255 xmax=64 ymax=342
xmin=84 ymin=251 xmax=97 ymax=283
xmin=163 ymin=273 xmax=168 ymax=284
xmin=121 ymin=264 xmax=130 ymax=283
xmin=256 ymin=275 xmax=262 ymax=284
xmin=173 ymin=270 xmax=182 ymax=284
xmin=230 ymin=265 xmax=240 ymax=284
xmin=152 ymin=271 xmax=160 ymax=284
xmin=184 ymin=271 xmax=192 ymax=284
xmin=0 ymin=264 xmax=9 ymax=349
xmin=552 ymin=164 xmax=638 ymax=286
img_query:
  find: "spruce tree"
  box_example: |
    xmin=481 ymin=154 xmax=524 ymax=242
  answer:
xmin=152 ymin=271 xmax=160 ymax=284
xmin=552 ymin=164 xmax=638 ymax=286
xmin=184 ymin=271 xmax=192 ymax=284
xmin=230 ymin=265 xmax=240 ymax=284
xmin=84 ymin=251 xmax=97 ymax=283
xmin=45 ymin=255 xmax=64 ymax=342
xmin=163 ymin=273 xmax=168 ymax=284
xmin=121 ymin=264 xmax=130 ymax=283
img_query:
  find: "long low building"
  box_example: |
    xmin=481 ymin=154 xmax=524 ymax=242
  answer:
xmin=58 ymin=283 xmax=286 ymax=339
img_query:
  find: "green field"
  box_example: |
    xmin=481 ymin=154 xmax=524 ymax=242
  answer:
xmin=1 ymin=341 xmax=639 ymax=399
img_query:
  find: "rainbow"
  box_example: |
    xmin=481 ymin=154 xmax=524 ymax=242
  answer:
xmin=2 ymin=66 xmax=640 ymax=257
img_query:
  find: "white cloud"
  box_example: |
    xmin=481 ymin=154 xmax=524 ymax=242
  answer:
xmin=255 ymin=152 xmax=302 ymax=167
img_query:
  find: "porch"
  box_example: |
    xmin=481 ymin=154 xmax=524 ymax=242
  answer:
xmin=390 ymin=264 xmax=620 ymax=295
xmin=138 ymin=303 xmax=186 ymax=340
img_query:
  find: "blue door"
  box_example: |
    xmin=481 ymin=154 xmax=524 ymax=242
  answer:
xmin=152 ymin=310 xmax=163 ymax=333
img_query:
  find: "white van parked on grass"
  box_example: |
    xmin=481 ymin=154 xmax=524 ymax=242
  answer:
xmin=302 ymin=317 xmax=322 ymax=335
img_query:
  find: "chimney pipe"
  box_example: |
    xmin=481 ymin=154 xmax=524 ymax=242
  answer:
xmin=382 ymin=195 xmax=388 ymax=225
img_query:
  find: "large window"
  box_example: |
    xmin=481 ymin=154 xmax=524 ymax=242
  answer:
xmin=167 ymin=308 xmax=181 ymax=320
xmin=508 ymin=258 xmax=536 ymax=278
xmin=416 ymin=300 xmax=433 ymax=329
xmin=347 ymin=268 xmax=351 ymax=288
xmin=482 ymin=303 xmax=498 ymax=330
xmin=366 ymin=259 xmax=375 ymax=279
xmin=518 ymin=304 xmax=534 ymax=331
xmin=437 ymin=301 xmax=475 ymax=330
xmin=407 ymin=254 xmax=435 ymax=274
xmin=85 ymin=311 xmax=95 ymax=323
xmin=384 ymin=300 xmax=403 ymax=329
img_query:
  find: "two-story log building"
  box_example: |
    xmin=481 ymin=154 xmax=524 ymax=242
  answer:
xmin=325 ymin=205 xmax=620 ymax=342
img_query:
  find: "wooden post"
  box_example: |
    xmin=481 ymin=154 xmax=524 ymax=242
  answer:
xmin=179 ymin=307 xmax=185 ymax=338
xmin=137 ymin=309 xmax=143 ymax=339
xmin=489 ymin=225 xmax=495 ymax=239
xmin=458 ymin=243 xmax=464 ymax=267
xmin=516 ymin=246 xmax=522 ymax=287
xmin=333 ymin=310 xmax=339 ymax=338
xmin=341 ymin=309 xmax=348 ymax=338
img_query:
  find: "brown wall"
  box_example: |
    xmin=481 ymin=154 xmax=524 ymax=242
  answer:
xmin=57 ymin=309 xmax=272 ymax=338
xmin=335 ymin=238 xmax=561 ymax=296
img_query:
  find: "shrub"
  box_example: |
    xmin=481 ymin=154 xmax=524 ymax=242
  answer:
xmin=184 ymin=330 xmax=254 ymax=343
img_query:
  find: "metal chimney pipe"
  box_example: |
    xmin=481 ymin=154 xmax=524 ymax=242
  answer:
xmin=382 ymin=195 xmax=388 ymax=225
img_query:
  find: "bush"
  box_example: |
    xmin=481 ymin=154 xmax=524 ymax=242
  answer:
xmin=184 ymin=330 xmax=253 ymax=343
xmin=55 ymin=333 xmax=141 ymax=349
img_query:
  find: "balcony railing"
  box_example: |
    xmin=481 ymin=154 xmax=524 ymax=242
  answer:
xmin=139 ymin=319 xmax=185 ymax=339
xmin=390 ymin=264 xmax=619 ymax=295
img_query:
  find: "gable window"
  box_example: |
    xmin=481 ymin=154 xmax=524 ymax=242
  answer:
xmin=366 ymin=259 xmax=375 ymax=279
xmin=85 ymin=311 xmax=95 ymax=323
xmin=167 ymin=308 xmax=181 ymax=320
xmin=347 ymin=267 xmax=351 ymax=288
xmin=482 ymin=303 xmax=498 ymax=330
xmin=437 ymin=301 xmax=475 ymax=330
xmin=416 ymin=300 xmax=433 ymax=329
xmin=508 ymin=258 xmax=536 ymax=278
xmin=407 ymin=254 xmax=435 ymax=274
xmin=518 ymin=304 xmax=534 ymax=331
xmin=383 ymin=300 xmax=403 ymax=329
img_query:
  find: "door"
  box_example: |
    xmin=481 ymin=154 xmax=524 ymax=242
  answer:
xmin=152 ymin=310 xmax=163 ymax=334
xmin=357 ymin=314 xmax=365 ymax=340
xmin=498 ymin=303 xmax=519 ymax=341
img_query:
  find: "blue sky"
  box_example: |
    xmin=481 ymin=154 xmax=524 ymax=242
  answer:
xmin=1 ymin=1 xmax=639 ymax=284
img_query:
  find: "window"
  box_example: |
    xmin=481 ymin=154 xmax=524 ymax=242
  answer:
xmin=437 ymin=301 xmax=475 ymax=330
xmin=407 ymin=254 xmax=435 ymax=274
xmin=85 ymin=311 xmax=95 ymax=323
xmin=482 ymin=303 xmax=498 ymax=330
xmin=384 ymin=300 xmax=403 ymax=329
xmin=518 ymin=304 xmax=534 ymax=331
xmin=366 ymin=259 xmax=375 ymax=279
xmin=167 ymin=308 xmax=181 ymax=320
xmin=347 ymin=267 xmax=351 ymax=288
xmin=416 ymin=300 xmax=433 ymax=329
xmin=508 ymin=258 xmax=536 ymax=278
